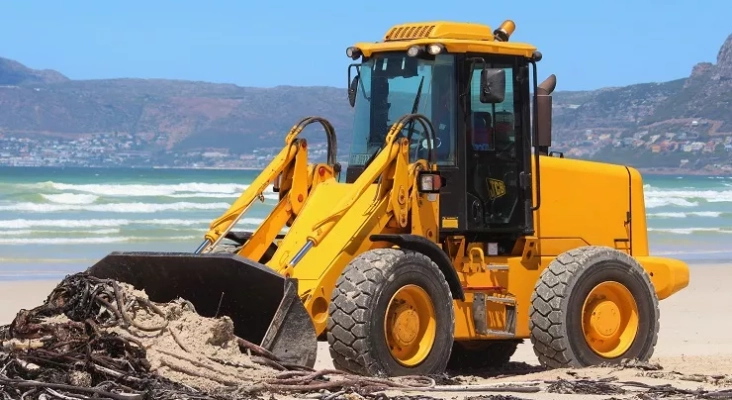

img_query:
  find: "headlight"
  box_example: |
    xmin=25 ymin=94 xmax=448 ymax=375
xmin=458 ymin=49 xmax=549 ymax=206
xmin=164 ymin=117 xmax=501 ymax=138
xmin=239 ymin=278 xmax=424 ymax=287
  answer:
xmin=407 ymin=45 xmax=423 ymax=57
xmin=346 ymin=46 xmax=361 ymax=60
xmin=427 ymin=44 xmax=445 ymax=55
xmin=417 ymin=171 xmax=446 ymax=194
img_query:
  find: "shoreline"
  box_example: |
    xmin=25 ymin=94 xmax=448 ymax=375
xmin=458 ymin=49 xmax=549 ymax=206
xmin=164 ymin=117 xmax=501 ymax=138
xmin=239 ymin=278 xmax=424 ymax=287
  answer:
xmin=1 ymin=255 xmax=725 ymax=283
xmin=2 ymin=164 xmax=732 ymax=177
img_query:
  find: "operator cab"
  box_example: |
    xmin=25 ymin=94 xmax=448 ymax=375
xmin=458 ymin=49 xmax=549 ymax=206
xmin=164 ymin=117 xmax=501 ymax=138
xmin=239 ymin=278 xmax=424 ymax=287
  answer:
xmin=344 ymin=21 xmax=549 ymax=254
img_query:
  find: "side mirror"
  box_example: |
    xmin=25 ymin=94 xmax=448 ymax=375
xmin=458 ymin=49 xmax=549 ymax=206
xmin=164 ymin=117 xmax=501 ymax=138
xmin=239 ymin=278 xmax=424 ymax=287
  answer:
xmin=480 ymin=68 xmax=506 ymax=103
xmin=348 ymin=75 xmax=359 ymax=108
xmin=536 ymin=74 xmax=557 ymax=148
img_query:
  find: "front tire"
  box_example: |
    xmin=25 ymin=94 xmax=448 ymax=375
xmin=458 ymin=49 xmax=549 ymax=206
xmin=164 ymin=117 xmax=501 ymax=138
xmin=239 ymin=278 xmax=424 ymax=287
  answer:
xmin=529 ymin=246 xmax=660 ymax=368
xmin=327 ymin=248 xmax=455 ymax=377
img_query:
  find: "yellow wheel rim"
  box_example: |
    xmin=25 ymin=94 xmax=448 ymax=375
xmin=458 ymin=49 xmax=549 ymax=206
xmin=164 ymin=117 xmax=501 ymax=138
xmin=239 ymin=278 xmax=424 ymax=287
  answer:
xmin=581 ymin=281 xmax=639 ymax=358
xmin=384 ymin=284 xmax=436 ymax=367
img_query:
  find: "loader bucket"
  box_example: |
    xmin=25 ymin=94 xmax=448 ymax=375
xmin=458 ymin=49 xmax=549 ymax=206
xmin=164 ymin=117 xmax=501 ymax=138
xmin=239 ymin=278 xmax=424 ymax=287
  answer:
xmin=85 ymin=251 xmax=318 ymax=368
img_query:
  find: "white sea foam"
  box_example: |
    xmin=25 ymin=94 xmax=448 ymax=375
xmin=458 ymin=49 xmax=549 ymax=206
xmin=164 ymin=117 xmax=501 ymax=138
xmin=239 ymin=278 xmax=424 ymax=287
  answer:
xmin=647 ymin=211 xmax=723 ymax=218
xmin=0 ymin=235 xmax=199 ymax=245
xmin=643 ymin=184 xmax=732 ymax=208
xmin=16 ymin=181 xmax=282 ymax=203
xmin=0 ymin=218 xmax=198 ymax=229
xmin=0 ymin=228 xmax=120 ymax=236
xmin=41 ymin=193 xmax=99 ymax=205
xmin=24 ymin=181 xmax=268 ymax=197
xmin=644 ymin=198 xmax=699 ymax=209
xmin=648 ymin=227 xmax=731 ymax=235
xmin=0 ymin=202 xmax=232 ymax=213
xmin=651 ymin=249 xmax=732 ymax=256
xmin=167 ymin=193 xmax=240 ymax=199
xmin=0 ymin=257 xmax=96 ymax=264
xmin=0 ymin=217 xmax=264 ymax=230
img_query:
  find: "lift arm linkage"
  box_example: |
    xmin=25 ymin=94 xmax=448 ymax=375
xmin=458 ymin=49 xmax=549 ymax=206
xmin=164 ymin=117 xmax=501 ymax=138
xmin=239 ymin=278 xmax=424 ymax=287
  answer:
xmin=198 ymin=117 xmax=339 ymax=254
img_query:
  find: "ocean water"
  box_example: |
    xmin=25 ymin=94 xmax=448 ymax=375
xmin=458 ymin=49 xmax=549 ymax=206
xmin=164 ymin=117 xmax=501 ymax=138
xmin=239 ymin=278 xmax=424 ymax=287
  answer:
xmin=0 ymin=166 xmax=730 ymax=281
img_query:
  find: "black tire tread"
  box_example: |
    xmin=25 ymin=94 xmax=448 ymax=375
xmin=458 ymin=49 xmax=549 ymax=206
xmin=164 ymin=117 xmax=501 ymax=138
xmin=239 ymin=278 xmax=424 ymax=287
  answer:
xmin=326 ymin=248 xmax=454 ymax=376
xmin=528 ymin=245 xmax=660 ymax=369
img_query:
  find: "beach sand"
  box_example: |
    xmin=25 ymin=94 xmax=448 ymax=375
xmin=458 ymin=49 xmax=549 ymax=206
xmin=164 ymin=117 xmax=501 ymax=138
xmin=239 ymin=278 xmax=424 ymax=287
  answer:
xmin=1 ymin=263 xmax=730 ymax=399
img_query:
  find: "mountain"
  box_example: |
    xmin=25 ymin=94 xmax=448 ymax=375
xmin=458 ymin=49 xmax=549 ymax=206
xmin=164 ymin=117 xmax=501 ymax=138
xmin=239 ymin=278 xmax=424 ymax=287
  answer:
xmin=552 ymin=33 xmax=732 ymax=141
xmin=0 ymin=57 xmax=69 ymax=85
xmin=0 ymin=77 xmax=353 ymax=154
xmin=1 ymin=33 xmax=731 ymax=172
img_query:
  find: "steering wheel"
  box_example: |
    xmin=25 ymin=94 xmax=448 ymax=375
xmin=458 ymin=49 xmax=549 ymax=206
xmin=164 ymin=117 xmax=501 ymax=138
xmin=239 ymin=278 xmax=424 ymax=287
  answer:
xmin=494 ymin=140 xmax=515 ymax=161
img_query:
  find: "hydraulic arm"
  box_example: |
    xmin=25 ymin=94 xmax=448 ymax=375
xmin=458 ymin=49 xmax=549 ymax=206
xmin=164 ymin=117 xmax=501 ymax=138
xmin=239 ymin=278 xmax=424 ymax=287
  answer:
xmin=196 ymin=117 xmax=340 ymax=257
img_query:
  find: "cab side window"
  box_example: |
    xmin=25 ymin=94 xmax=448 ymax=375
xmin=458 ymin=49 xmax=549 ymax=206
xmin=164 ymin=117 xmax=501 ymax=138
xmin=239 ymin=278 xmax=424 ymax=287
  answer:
xmin=468 ymin=66 xmax=516 ymax=156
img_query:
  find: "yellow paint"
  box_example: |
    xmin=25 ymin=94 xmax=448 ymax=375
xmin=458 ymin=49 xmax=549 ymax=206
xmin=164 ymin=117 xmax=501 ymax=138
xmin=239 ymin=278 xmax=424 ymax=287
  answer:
xmin=581 ymin=281 xmax=639 ymax=358
xmin=384 ymin=284 xmax=437 ymax=366
xmin=531 ymin=155 xmax=635 ymax=255
xmin=633 ymin=255 xmax=690 ymax=300
xmin=441 ymin=217 xmax=458 ymax=229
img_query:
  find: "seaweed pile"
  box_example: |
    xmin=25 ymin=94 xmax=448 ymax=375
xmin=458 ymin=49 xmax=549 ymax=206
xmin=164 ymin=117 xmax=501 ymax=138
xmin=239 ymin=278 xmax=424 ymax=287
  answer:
xmin=0 ymin=273 xmax=441 ymax=399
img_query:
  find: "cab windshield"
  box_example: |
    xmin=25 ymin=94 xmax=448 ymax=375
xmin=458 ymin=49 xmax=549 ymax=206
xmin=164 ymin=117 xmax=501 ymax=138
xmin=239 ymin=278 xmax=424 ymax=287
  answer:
xmin=348 ymin=53 xmax=456 ymax=167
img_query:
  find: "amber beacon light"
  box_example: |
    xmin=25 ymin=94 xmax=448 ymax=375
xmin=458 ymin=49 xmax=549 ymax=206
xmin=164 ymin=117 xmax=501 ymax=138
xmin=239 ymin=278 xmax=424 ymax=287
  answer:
xmin=493 ymin=20 xmax=516 ymax=42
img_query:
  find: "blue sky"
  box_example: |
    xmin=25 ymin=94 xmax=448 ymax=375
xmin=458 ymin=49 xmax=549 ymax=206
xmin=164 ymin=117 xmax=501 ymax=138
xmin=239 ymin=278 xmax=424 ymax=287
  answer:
xmin=1 ymin=0 xmax=730 ymax=91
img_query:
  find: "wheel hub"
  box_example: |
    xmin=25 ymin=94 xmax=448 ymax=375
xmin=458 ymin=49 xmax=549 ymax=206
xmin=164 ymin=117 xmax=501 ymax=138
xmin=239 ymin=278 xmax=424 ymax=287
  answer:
xmin=588 ymin=300 xmax=621 ymax=338
xmin=581 ymin=281 xmax=639 ymax=358
xmin=384 ymin=284 xmax=436 ymax=367
xmin=392 ymin=305 xmax=420 ymax=346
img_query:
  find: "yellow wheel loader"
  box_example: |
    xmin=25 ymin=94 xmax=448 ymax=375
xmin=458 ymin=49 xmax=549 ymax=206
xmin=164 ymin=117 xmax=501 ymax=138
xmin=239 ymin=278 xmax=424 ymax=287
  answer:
xmin=86 ymin=20 xmax=690 ymax=377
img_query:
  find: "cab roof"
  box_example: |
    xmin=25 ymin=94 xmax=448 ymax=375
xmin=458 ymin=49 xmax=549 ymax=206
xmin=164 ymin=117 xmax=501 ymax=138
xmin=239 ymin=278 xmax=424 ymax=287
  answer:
xmin=352 ymin=21 xmax=537 ymax=58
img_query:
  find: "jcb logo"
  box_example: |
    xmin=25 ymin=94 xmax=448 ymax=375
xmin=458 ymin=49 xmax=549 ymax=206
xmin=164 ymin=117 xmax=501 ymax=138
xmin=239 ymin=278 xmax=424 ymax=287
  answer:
xmin=487 ymin=178 xmax=506 ymax=200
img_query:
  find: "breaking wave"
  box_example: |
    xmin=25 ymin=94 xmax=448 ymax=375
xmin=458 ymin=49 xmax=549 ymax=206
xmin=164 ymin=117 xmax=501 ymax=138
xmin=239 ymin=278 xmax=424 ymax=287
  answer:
xmin=0 ymin=202 xmax=232 ymax=213
xmin=19 ymin=181 xmax=280 ymax=199
xmin=644 ymin=185 xmax=732 ymax=209
xmin=0 ymin=228 xmax=120 ymax=236
xmin=41 ymin=193 xmax=99 ymax=205
xmin=0 ymin=218 xmax=263 ymax=230
xmin=647 ymin=211 xmax=723 ymax=218
xmin=0 ymin=235 xmax=200 ymax=245
xmin=648 ymin=227 xmax=732 ymax=235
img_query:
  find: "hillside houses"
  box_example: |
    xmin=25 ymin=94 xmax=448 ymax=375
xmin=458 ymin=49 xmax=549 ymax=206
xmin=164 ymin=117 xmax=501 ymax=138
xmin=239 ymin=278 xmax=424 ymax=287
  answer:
xmin=555 ymin=127 xmax=732 ymax=160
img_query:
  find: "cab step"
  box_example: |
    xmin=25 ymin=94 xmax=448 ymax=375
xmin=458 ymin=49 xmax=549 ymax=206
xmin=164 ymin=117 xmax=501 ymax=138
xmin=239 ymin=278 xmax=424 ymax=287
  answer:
xmin=486 ymin=264 xmax=509 ymax=271
xmin=472 ymin=293 xmax=517 ymax=337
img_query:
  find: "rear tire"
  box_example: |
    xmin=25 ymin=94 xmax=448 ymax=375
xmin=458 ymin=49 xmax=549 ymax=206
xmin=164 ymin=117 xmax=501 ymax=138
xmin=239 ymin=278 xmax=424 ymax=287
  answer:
xmin=327 ymin=248 xmax=455 ymax=377
xmin=529 ymin=246 xmax=659 ymax=368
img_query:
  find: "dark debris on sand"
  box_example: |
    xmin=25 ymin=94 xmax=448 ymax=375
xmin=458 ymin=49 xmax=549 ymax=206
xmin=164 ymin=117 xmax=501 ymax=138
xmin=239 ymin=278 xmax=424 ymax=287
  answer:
xmin=0 ymin=273 xmax=239 ymax=400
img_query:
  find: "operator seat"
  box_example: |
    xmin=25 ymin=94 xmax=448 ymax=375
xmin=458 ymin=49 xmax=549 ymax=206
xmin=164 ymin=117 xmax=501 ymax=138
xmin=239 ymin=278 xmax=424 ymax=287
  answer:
xmin=471 ymin=112 xmax=492 ymax=151
xmin=488 ymin=111 xmax=519 ymax=225
xmin=468 ymin=112 xmax=495 ymax=225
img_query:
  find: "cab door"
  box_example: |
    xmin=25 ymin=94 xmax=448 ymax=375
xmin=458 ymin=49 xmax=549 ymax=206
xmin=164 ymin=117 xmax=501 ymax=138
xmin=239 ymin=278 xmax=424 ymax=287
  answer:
xmin=464 ymin=58 xmax=529 ymax=235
